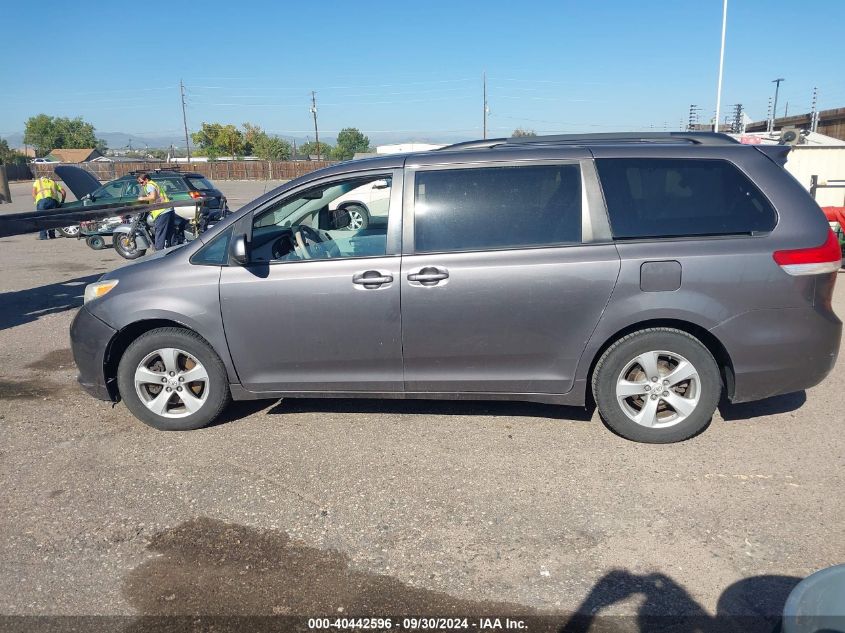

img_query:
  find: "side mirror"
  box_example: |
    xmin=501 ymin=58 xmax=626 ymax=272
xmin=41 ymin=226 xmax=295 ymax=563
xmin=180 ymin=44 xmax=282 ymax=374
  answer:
xmin=231 ymin=233 xmax=249 ymax=265
xmin=372 ymin=180 xmax=390 ymax=189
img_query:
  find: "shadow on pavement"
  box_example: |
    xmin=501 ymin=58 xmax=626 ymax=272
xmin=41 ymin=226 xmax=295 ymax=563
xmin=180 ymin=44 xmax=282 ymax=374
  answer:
xmin=0 ymin=274 xmax=99 ymax=331
xmin=719 ymin=391 xmax=806 ymax=421
xmin=266 ymin=397 xmax=595 ymax=421
xmin=559 ymin=569 xmax=800 ymax=633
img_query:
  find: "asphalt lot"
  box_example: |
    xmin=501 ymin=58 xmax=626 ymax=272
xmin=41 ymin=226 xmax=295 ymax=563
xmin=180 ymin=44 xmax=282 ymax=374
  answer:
xmin=0 ymin=180 xmax=843 ymax=626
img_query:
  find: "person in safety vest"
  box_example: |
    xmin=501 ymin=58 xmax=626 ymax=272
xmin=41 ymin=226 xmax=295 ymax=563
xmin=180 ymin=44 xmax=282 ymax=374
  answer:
xmin=137 ymin=173 xmax=175 ymax=250
xmin=31 ymin=175 xmax=66 ymax=240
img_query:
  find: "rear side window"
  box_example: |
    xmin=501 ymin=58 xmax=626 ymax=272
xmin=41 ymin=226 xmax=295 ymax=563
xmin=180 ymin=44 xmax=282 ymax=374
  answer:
xmin=187 ymin=176 xmax=215 ymax=191
xmin=596 ymin=158 xmax=776 ymax=239
xmin=414 ymin=164 xmax=582 ymax=253
xmin=159 ymin=178 xmax=188 ymax=195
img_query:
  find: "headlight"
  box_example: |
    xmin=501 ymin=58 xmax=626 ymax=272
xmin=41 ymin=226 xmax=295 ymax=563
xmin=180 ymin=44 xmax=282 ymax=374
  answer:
xmin=83 ymin=279 xmax=119 ymax=304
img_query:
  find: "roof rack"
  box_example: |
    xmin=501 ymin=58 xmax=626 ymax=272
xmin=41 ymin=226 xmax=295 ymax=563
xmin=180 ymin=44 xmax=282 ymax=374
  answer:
xmin=437 ymin=132 xmax=739 ymax=152
xmin=127 ymin=166 xmax=183 ymax=175
xmin=505 ymin=132 xmax=739 ymax=146
xmin=436 ymin=138 xmax=507 ymax=151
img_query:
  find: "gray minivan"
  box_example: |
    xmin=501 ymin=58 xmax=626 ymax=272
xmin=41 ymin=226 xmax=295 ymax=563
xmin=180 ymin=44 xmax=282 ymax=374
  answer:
xmin=70 ymin=133 xmax=842 ymax=443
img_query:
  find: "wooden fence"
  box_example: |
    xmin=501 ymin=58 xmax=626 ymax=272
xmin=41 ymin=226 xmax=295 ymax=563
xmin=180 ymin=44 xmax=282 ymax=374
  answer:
xmin=3 ymin=163 xmax=33 ymax=181
xmin=30 ymin=160 xmax=337 ymax=183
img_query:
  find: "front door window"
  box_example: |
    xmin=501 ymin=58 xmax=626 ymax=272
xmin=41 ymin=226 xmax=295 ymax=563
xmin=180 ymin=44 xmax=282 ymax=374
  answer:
xmin=250 ymin=175 xmax=392 ymax=263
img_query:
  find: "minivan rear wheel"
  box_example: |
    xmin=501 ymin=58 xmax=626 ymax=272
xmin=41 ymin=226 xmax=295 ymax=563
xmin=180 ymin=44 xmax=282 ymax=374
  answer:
xmin=116 ymin=327 xmax=231 ymax=431
xmin=592 ymin=328 xmax=721 ymax=443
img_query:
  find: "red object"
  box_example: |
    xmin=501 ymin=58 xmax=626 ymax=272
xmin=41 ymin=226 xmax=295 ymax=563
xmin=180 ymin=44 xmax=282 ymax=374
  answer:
xmin=188 ymin=190 xmax=204 ymax=199
xmin=773 ymin=229 xmax=841 ymax=266
xmin=822 ymin=206 xmax=845 ymax=226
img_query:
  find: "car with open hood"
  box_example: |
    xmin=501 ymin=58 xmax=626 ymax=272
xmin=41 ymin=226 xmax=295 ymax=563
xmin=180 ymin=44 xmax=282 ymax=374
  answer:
xmin=51 ymin=166 xmax=226 ymax=236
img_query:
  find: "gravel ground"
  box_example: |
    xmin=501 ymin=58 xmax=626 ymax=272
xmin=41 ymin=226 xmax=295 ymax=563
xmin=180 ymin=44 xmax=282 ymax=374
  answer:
xmin=0 ymin=182 xmax=843 ymax=626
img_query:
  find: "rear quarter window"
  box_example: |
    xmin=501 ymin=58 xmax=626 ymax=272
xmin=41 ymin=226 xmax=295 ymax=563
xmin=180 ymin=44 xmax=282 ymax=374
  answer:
xmin=159 ymin=178 xmax=188 ymax=195
xmin=596 ymin=158 xmax=776 ymax=239
xmin=187 ymin=177 xmax=215 ymax=191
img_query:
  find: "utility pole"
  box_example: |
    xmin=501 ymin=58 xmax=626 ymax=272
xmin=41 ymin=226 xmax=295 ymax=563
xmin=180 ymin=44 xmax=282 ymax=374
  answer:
xmin=482 ymin=71 xmax=488 ymax=139
xmin=766 ymin=97 xmax=773 ymax=134
xmin=180 ymin=79 xmax=191 ymax=163
xmin=810 ymin=87 xmax=819 ymax=133
xmin=713 ymin=0 xmax=728 ymax=132
xmin=731 ymin=103 xmax=744 ymax=133
xmin=310 ymin=91 xmax=320 ymax=161
xmin=784 ymin=101 xmax=789 ymax=118
xmin=688 ymin=105 xmax=702 ymax=131
xmin=771 ymin=77 xmax=785 ymax=130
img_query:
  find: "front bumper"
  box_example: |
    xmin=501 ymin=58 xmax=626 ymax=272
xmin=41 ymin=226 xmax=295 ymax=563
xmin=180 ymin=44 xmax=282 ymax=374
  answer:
xmin=70 ymin=306 xmax=116 ymax=401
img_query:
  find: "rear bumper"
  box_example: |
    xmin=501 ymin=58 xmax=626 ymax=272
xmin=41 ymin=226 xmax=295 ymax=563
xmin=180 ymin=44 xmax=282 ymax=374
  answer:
xmin=711 ymin=305 xmax=842 ymax=403
xmin=70 ymin=306 xmax=116 ymax=401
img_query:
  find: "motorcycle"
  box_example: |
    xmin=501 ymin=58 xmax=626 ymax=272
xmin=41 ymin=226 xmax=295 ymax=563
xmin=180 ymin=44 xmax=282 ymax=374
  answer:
xmin=112 ymin=211 xmax=156 ymax=260
xmin=111 ymin=199 xmax=228 ymax=260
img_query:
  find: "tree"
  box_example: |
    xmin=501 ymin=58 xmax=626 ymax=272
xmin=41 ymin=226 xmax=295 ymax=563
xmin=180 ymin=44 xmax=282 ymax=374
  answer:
xmin=252 ymin=134 xmax=292 ymax=161
xmin=300 ymin=141 xmax=334 ymax=160
xmin=23 ymin=114 xmax=105 ymax=156
xmin=511 ymin=128 xmax=537 ymax=137
xmin=242 ymin=123 xmax=292 ymax=160
xmin=0 ymin=138 xmax=27 ymax=165
xmin=191 ymin=122 xmax=246 ymax=158
xmin=191 ymin=122 xmax=225 ymax=152
xmin=333 ymin=127 xmax=370 ymax=160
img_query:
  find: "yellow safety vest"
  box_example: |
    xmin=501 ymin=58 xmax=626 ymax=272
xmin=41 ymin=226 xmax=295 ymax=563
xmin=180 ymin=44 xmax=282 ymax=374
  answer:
xmin=33 ymin=177 xmax=63 ymax=203
xmin=145 ymin=179 xmax=171 ymax=219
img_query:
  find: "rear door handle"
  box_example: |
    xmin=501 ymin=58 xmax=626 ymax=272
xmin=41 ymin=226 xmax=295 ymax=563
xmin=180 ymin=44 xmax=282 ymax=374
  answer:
xmin=352 ymin=270 xmax=393 ymax=289
xmin=408 ymin=266 xmax=449 ymax=286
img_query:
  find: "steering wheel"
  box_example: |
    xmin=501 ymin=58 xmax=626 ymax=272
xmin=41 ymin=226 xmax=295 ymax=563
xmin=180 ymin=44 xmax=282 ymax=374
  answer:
xmin=292 ymin=225 xmax=328 ymax=260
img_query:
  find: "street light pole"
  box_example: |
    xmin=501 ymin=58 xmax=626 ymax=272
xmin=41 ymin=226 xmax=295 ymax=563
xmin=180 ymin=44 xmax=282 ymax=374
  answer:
xmin=713 ymin=0 xmax=728 ymax=132
xmin=771 ymin=78 xmax=785 ymax=130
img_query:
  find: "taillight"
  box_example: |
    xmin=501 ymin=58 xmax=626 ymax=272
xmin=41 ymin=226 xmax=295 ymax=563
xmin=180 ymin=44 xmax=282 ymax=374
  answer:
xmin=189 ymin=190 xmax=203 ymax=199
xmin=773 ymin=229 xmax=842 ymax=275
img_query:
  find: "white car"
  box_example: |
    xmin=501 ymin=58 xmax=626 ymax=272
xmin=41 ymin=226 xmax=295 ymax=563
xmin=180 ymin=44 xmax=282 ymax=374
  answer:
xmin=328 ymin=178 xmax=391 ymax=229
xmin=30 ymin=157 xmax=58 ymax=164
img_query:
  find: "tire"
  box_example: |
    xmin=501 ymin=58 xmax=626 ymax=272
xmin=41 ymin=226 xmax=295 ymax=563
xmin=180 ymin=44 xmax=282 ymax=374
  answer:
xmin=592 ymin=328 xmax=721 ymax=443
xmin=343 ymin=204 xmax=370 ymax=230
xmin=58 ymin=225 xmax=80 ymax=238
xmin=116 ymin=327 xmax=231 ymax=431
xmin=113 ymin=233 xmax=146 ymax=259
xmin=86 ymin=235 xmax=106 ymax=250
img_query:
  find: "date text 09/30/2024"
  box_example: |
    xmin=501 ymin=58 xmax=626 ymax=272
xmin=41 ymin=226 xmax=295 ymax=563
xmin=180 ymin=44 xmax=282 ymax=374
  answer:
xmin=307 ymin=617 xmax=528 ymax=630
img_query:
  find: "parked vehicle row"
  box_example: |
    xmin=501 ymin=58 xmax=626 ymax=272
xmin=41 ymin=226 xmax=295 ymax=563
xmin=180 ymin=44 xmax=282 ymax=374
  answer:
xmin=50 ymin=167 xmax=229 ymax=259
xmin=71 ymin=133 xmax=842 ymax=443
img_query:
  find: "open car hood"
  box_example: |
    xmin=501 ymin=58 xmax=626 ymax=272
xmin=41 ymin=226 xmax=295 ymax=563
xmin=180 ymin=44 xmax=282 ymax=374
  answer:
xmin=54 ymin=165 xmax=102 ymax=199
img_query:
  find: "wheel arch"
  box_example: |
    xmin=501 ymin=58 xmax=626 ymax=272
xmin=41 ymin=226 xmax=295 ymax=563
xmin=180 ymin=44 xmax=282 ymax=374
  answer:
xmin=584 ymin=318 xmax=736 ymax=405
xmin=103 ymin=319 xmax=210 ymax=400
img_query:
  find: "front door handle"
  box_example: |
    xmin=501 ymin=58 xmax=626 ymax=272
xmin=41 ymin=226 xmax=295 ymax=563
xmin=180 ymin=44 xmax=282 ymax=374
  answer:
xmin=408 ymin=266 xmax=449 ymax=286
xmin=352 ymin=270 xmax=393 ymax=289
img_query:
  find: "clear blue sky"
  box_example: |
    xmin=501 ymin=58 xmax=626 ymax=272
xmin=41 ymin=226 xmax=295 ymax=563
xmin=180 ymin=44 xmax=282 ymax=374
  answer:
xmin=2 ymin=0 xmax=843 ymax=146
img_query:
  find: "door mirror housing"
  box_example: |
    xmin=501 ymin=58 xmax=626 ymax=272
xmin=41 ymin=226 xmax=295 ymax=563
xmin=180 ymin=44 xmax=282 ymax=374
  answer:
xmin=231 ymin=233 xmax=249 ymax=265
xmin=372 ymin=179 xmax=390 ymax=189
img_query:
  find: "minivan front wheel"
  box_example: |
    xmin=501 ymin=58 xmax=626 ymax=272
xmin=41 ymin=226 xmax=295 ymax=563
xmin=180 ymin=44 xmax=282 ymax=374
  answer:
xmin=592 ymin=328 xmax=721 ymax=443
xmin=116 ymin=328 xmax=231 ymax=430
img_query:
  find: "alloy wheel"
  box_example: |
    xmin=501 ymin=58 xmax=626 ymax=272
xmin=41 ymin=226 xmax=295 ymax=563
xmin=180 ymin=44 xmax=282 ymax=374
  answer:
xmin=134 ymin=348 xmax=210 ymax=419
xmin=615 ymin=350 xmax=701 ymax=428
